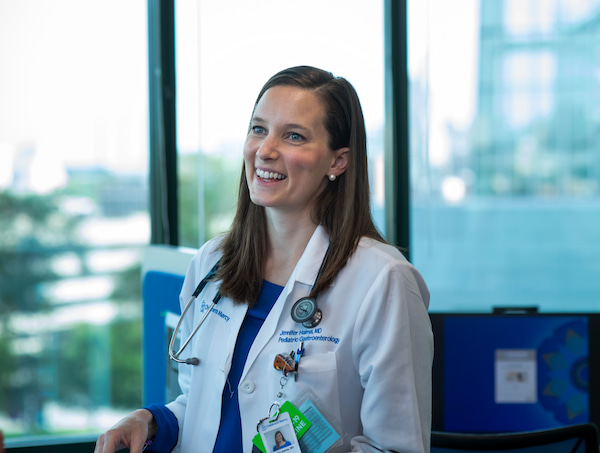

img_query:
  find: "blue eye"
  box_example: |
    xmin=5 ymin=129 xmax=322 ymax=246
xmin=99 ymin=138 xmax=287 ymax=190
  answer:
xmin=288 ymin=132 xmax=304 ymax=141
xmin=252 ymin=125 xmax=266 ymax=134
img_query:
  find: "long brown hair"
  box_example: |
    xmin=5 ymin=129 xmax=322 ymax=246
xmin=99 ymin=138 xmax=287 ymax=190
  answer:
xmin=216 ymin=66 xmax=385 ymax=305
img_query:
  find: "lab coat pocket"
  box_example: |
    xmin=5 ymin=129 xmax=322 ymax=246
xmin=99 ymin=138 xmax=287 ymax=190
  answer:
xmin=292 ymin=351 xmax=346 ymax=452
xmin=293 ymin=351 xmax=341 ymax=422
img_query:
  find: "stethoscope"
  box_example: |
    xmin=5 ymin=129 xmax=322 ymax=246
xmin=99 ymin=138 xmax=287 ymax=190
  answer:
xmin=169 ymin=248 xmax=330 ymax=366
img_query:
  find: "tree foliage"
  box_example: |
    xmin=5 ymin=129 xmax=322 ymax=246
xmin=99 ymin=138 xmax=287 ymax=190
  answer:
xmin=0 ymin=188 xmax=143 ymax=432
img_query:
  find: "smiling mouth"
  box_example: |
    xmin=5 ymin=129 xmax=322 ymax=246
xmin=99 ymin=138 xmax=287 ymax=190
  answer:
xmin=256 ymin=169 xmax=287 ymax=181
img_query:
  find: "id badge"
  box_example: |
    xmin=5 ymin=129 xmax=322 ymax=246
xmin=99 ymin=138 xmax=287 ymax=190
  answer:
xmin=297 ymin=399 xmax=341 ymax=453
xmin=258 ymin=412 xmax=301 ymax=452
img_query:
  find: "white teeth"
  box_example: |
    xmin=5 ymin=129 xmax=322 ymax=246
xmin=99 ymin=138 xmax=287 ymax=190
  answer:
xmin=256 ymin=169 xmax=286 ymax=180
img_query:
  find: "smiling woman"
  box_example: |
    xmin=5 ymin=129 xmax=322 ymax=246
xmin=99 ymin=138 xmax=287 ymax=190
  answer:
xmin=96 ymin=66 xmax=432 ymax=453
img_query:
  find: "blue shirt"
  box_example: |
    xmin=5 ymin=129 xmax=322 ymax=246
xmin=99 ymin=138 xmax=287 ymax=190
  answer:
xmin=274 ymin=440 xmax=292 ymax=450
xmin=145 ymin=281 xmax=283 ymax=452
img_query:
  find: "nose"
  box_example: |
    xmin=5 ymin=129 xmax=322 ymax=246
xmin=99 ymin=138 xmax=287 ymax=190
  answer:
xmin=256 ymin=134 xmax=279 ymax=160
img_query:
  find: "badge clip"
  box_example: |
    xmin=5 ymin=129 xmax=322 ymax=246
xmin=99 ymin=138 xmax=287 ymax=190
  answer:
xmin=256 ymin=401 xmax=281 ymax=432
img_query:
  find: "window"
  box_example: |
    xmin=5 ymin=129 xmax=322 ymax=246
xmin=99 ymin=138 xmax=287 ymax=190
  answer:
xmin=409 ymin=0 xmax=600 ymax=312
xmin=0 ymin=0 xmax=148 ymax=440
xmin=175 ymin=0 xmax=387 ymax=248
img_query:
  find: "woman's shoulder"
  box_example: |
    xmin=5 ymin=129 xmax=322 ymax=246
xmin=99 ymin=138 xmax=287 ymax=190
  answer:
xmin=355 ymin=236 xmax=408 ymax=265
xmin=350 ymin=236 xmax=429 ymax=307
xmin=351 ymin=236 xmax=427 ymax=283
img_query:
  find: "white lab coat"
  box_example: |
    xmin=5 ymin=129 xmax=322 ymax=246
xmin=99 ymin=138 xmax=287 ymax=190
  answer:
xmin=167 ymin=225 xmax=433 ymax=453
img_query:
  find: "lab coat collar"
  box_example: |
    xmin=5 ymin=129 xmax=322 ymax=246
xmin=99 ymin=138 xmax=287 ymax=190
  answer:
xmin=291 ymin=225 xmax=331 ymax=287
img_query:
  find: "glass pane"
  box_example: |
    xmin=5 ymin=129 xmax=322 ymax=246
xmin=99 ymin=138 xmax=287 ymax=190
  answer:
xmin=0 ymin=0 xmax=148 ymax=440
xmin=409 ymin=0 xmax=600 ymax=312
xmin=176 ymin=0 xmax=386 ymax=248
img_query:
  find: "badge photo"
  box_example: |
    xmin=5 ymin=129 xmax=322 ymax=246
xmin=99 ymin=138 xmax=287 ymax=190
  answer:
xmin=259 ymin=412 xmax=301 ymax=452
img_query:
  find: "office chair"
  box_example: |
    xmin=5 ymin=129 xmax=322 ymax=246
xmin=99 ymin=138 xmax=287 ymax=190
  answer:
xmin=431 ymin=423 xmax=600 ymax=453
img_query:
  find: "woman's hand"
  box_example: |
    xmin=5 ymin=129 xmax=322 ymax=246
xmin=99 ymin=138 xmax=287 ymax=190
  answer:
xmin=95 ymin=409 xmax=156 ymax=453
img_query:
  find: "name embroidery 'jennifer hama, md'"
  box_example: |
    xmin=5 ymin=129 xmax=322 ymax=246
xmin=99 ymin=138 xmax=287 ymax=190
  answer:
xmin=278 ymin=329 xmax=340 ymax=344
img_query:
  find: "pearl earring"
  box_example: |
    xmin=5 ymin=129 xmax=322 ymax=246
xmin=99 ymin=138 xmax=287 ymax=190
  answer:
xmin=329 ymin=174 xmax=336 ymax=181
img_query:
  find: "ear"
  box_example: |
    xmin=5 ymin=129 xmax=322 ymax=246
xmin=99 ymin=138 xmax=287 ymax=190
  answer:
xmin=329 ymin=147 xmax=349 ymax=178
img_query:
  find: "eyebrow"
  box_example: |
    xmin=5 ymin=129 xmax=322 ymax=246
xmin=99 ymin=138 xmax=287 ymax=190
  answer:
xmin=251 ymin=116 xmax=310 ymax=132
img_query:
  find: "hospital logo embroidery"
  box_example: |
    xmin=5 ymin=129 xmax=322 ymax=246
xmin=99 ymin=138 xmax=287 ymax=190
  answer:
xmin=199 ymin=299 xmax=230 ymax=322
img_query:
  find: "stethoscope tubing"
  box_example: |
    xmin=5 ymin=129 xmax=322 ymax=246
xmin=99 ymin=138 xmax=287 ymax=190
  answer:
xmin=169 ymin=291 xmax=221 ymax=364
xmin=169 ymin=261 xmax=220 ymax=364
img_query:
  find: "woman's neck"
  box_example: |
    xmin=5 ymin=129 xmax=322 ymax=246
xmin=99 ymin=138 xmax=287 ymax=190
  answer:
xmin=263 ymin=211 xmax=318 ymax=286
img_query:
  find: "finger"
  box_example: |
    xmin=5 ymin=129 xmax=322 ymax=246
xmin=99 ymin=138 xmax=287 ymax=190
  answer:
xmin=128 ymin=437 xmax=146 ymax=453
xmin=94 ymin=435 xmax=104 ymax=453
xmin=98 ymin=433 xmax=122 ymax=453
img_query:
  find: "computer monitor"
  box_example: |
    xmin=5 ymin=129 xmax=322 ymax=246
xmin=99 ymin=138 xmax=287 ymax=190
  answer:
xmin=430 ymin=310 xmax=600 ymax=433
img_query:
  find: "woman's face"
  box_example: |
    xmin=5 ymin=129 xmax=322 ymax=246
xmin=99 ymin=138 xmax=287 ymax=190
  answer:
xmin=275 ymin=432 xmax=283 ymax=442
xmin=243 ymin=85 xmax=347 ymax=218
